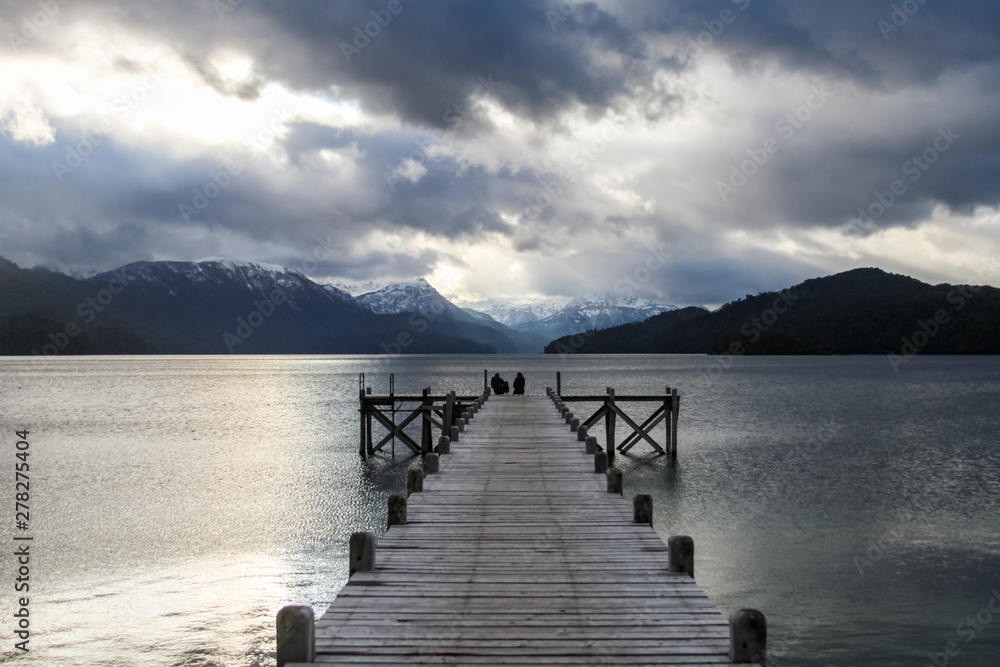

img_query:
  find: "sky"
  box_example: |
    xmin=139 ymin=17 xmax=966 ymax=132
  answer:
xmin=1 ymin=0 xmax=999 ymax=309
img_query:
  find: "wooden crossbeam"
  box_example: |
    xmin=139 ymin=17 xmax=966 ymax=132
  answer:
xmin=619 ymin=405 xmax=668 ymax=454
xmin=607 ymin=402 xmax=666 ymax=455
xmin=369 ymin=407 xmax=421 ymax=454
xmin=581 ymin=405 xmax=608 ymax=431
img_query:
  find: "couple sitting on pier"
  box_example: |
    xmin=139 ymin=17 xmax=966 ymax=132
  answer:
xmin=491 ymin=372 xmax=525 ymax=396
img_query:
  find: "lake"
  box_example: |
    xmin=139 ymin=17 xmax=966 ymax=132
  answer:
xmin=1 ymin=354 xmax=998 ymax=665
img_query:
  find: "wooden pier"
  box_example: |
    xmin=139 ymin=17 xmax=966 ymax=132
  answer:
xmin=279 ymin=386 xmax=765 ymax=665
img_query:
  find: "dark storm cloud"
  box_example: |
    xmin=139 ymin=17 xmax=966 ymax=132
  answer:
xmin=630 ymin=0 xmax=1000 ymax=88
xmin=42 ymin=0 xmax=645 ymax=129
xmin=4 ymin=0 xmax=1000 ymax=302
xmin=0 ymin=118 xmax=546 ymax=274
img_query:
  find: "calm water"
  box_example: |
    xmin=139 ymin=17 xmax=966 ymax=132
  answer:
xmin=1 ymin=354 xmax=999 ymax=666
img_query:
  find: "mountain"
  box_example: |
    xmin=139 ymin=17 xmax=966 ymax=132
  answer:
xmin=0 ymin=256 xmax=153 ymax=355
xmin=0 ymin=257 xmax=495 ymax=355
xmin=351 ymin=279 xmax=548 ymax=353
xmin=499 ymin=293 xmax=678 ymax=340
xmin=544 ymin=268 xmax=1000 ymax=356
xmin=480 ymin=297 xmax=570 ymax=329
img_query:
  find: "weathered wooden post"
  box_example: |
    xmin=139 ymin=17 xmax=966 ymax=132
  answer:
xmin=443 ymin=391 xmax=455 ymax=436
xmin=594 ymin=451 xmax=608 ymax=474
xmin=389 ymin=373 xmax=395 ymax=459
xmin=664 ymin=386 xmax=672 ymax=458
xmin=349 ymin=531 xmax=375 ymax=576
xmin=668 ymin=535 xmax=694 ymax=577
xmin=556 ymin=371 xmax=561 ymax=396
xmin=585 ymin=435 xmax=598 ymax=454
xmin=606 ymin=468 xmax=623 ymax=495
xmin=420 ymin=387 xmax=432 ymax=454
xmin=437 ymin=435 xmax=451 ymax=455
xmin=671 ymin=388 xmax=680 ymax=459
xmin=729 ymin=609 xmax=766 ymax=663
xmin=449 ymin=425 xmax=460 ymax=442
xmin=407 ymin=467 xmax=424 ymax=494
xmin=276 ymin=605 xmax=315 ymax=667
xmin=564 ymin=411 xmax=574 ymax=424
xmin=633 ymin=494 xmax=652 ymax=525
xmin=606 ymin=388 xmax=617 ymax=468
xmin=484 ymin=369 xmax=488 ymax=392
xmin=425 ymin=452 xmax=440 ymax=474
xmin=387 ymin=494 xmax=407 ymax=527
xmin=365 ymin=387 xmax=374 ymax=457
xmin=577 ymin=425 xmax=588 ymax=441
xmin=358 ymin=378 xmax=367 ymax=461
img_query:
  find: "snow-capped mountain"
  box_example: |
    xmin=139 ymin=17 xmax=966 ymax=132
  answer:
xmin=350 ymin=279 xmax=548 ymax=353
xmin=123 ymin=259 xmax=325 ymax=300
xmin=479 ymin=297 xmax=570 ymax=329
xmin=355 ymin=279 xmax=454 ymax=316
xmin=327 ymin=278 xmax=394 ymax=298
xmin=511 ymin=293 xmax=677 ymax=340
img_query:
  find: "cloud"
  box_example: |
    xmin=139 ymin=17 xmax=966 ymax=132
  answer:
xmin=2 ymin=0 xmax=1000 ymax=307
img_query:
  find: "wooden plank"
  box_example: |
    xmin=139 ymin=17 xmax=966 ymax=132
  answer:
xmin=313 ymin=396 xmax=736 ymax=665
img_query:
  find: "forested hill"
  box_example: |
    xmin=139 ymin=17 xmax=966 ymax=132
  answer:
xmin=544 ymin=268 xmax=1000 ymax=355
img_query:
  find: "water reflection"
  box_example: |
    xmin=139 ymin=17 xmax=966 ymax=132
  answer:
xmin=0 ymin=354 xmax=998 ymax=665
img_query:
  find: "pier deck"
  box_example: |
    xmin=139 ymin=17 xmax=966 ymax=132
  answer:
xmin=300 ymin=395 xmax=741 ymax=665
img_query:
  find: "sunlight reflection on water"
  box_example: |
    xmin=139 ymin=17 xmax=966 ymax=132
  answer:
xmin=1 ymin=354 xmax=998 ymax=665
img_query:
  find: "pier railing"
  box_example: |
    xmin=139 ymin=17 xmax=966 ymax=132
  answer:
xmin=359 ymin=371 xmax=680 ymax=462
xmin=358 ymin=373 xmax=486 ymax=460
xmin=549 ymin=371 xmax=680 ymax=463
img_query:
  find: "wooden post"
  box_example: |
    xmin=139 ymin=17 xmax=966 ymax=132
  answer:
xmin=585 ymin=436 xmax=598 ymax=454
xmin=276 ymin=605 xmax=315 ymax=667
xmin=358 ymin=388 xmax=367 ymax=461
xmin=729 ymin=609 xmax=767 ymax=663
xmin=407 ymin=468 xmax=424 ymax=495
xmin=366 ymin=392 xmax=373 ymax=457
xmin=443 ymin=391 xmax=455 ymax=435
xmin=387 ymin=495 xmax=407 ymax=527
xmin=564 ymin=411 xmax=574 ymax=424
xmin=484 ymin=369 xmax=488 ymax=392
xmin=664 ymin=386 xmax=672 ymax=459
xmin=389 ymin=373 xmax=396 ymax=459
xmin=425 ymin=452 xmax=440 ymax=474
xmin=449 ymin=425 xmax=459 ymax=442
xmin=577 ymin=425 xmax=588 ymax=441
xmin=668 ymin=535 xmax=694 ymax=577
xmin=570 ymin=417 xmax=579 ymax=432
xmin=606 ymin=388 xmax=616 ymax=468
xmin=437 ymin=435 xmax=451 ymax=455
xmin=349 ymin=531 xmax=375 ymax=576
xmin=594 ymin=451 xmax=608 ymax=474
xmin=421 ymin=387 xmax=432 ymax=454
xmin=671 ymin=388 xmax=679 ymax=459
xmin=556 ymin=371 xmax=561 ymax=396
xmin=633 ymin=494 xmax=652 ymax=525
xmin=606 ymin=468 xmax=623 ymax=495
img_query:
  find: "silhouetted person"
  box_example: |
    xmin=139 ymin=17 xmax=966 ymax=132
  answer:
xmin=491 ymin=372 xmax=507 ymax=395
xmin=512 ymin=372 xmax=525 ymax=395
